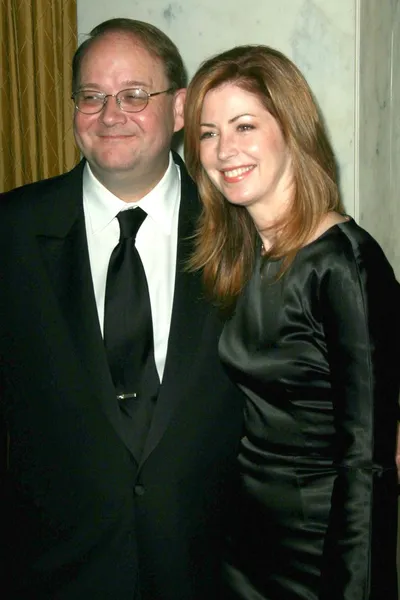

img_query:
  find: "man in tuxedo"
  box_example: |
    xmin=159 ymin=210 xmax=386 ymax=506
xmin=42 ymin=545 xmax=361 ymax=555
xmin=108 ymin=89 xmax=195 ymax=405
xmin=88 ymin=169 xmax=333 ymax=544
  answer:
xmin=0 ymin=18 xmax=243 ymax=599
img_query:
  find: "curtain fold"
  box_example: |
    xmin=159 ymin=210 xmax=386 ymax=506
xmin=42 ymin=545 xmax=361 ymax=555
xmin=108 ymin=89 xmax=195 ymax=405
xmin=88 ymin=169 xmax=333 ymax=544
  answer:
xmin=0 ymin=0 xmax=79 ymax=192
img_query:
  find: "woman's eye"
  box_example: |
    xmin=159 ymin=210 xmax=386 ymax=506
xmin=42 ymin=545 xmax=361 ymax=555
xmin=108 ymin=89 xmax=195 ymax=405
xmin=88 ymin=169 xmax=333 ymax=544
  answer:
xmin=200 ymin=131 xmax=216 ymax=140
xmin=237 ymin=124 xmax=254 ymax=132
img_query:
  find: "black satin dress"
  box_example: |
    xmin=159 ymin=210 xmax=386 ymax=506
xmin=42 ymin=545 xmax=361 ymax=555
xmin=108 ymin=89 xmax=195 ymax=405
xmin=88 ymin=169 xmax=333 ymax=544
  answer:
xmin=220 ymin=219 xmax=399 ymax=600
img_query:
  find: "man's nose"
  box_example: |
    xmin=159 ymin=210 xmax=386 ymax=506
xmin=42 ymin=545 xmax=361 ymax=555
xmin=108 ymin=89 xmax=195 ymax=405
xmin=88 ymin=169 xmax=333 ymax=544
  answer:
xmin=99 ymin=96 xmax=127 ymax=125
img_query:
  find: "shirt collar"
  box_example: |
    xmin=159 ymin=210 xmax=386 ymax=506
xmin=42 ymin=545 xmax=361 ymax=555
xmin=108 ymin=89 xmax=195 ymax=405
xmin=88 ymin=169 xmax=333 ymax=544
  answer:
xmin=83 ymin=152 xmax=181 ymax=235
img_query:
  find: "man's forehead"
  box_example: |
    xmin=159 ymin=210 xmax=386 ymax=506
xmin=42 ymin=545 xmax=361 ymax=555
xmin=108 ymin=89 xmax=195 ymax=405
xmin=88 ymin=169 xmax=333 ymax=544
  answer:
xmin=85 ymin=32 xmax=157 ymax=61
xmin=82 ymin=34 xmax=163 ymax=71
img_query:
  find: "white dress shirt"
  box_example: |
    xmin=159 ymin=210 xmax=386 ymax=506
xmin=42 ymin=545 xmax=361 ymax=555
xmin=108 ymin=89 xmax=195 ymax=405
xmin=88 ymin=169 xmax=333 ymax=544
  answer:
xmin=83 ymin=153 xmax=181 ymax=381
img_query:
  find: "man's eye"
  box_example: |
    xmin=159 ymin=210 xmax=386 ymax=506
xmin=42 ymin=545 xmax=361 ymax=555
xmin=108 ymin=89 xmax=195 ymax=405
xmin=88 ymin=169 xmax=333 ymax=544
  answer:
xmin=83 ymin=94 xmax=101 ymax=101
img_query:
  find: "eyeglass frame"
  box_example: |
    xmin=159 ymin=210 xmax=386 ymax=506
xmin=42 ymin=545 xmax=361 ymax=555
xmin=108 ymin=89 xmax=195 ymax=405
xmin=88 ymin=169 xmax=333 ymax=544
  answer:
xmin=71 ymin=86 xmax=176 ymax=114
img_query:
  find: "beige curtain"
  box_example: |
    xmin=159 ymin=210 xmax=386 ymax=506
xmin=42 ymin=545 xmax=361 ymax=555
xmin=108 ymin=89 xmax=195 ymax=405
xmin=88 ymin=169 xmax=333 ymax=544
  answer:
xmin=0 ymin=0 xmax=80 ymax=192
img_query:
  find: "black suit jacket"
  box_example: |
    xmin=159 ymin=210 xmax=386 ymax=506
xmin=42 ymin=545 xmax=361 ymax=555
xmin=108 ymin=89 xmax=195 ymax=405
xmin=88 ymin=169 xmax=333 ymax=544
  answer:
xmin=0 ymin=155 xmax=244 ymax=599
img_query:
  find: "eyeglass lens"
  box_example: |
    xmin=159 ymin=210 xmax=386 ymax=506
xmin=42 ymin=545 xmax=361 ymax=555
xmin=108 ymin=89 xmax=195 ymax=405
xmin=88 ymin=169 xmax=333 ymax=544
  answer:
xmin=74 ymin=88 xmax=149 ymax=114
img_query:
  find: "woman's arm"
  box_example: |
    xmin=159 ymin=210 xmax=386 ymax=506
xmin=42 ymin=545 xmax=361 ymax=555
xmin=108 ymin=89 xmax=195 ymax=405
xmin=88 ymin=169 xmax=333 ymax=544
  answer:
xmin=318 ymin=236 xmax=399 ymax=600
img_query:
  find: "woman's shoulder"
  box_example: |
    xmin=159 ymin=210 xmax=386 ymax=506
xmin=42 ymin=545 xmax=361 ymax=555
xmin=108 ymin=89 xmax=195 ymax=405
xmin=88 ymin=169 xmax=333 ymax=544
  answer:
xmin=301 ymin=217 xmax=390 ymax=266
xmin=293 ymin=217 xmax=397 ymax=296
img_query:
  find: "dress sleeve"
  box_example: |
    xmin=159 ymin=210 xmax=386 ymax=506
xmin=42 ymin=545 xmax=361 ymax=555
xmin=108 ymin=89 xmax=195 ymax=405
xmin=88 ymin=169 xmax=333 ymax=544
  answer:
xmin=318 ymin=235 xmax=400 ymax=600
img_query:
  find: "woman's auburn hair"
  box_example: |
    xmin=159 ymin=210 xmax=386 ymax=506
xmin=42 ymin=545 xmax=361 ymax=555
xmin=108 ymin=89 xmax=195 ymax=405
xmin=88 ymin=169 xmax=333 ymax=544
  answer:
xmin=184 ymin=45 xmax=343 ymax=311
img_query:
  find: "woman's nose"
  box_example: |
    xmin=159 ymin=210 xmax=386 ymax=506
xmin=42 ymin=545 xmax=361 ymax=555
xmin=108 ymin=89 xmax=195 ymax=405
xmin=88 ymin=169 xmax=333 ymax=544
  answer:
xmin=217 ymin=133 xmax=237 ymax=160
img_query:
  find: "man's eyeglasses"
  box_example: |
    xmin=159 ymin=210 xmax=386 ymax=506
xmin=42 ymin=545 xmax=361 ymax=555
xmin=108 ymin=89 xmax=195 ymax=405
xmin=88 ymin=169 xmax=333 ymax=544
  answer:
xmin=71 ymin=87 xmax=175 ymax=115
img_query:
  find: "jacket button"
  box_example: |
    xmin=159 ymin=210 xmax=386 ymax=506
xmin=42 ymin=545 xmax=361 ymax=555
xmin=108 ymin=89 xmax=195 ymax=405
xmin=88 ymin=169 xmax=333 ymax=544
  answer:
xmin=134 ymin=484 xmax=145 ymax=496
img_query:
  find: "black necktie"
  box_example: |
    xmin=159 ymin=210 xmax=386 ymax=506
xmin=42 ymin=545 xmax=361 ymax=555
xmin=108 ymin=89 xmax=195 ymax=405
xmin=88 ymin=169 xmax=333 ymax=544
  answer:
xmin=104 ymin=208 xmax=159 ymax=457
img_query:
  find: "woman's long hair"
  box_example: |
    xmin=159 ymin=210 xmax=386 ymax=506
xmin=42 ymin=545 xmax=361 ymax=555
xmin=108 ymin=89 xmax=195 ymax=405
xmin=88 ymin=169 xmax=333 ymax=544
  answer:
xmin=184 ymin=45 xmax=343 ymax=310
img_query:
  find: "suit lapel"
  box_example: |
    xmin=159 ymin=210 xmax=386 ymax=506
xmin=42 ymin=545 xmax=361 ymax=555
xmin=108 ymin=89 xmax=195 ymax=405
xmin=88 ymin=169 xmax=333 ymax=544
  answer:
xmin=141 ymin=155 xmax=208 ymax=461
xmin=34 ymin=162 xmax=128 ymax=451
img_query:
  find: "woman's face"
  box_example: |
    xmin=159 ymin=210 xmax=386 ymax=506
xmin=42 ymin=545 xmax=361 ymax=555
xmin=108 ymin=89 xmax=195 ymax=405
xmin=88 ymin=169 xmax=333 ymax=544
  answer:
xmin=199 ymin=82 xmax=294 ymax=223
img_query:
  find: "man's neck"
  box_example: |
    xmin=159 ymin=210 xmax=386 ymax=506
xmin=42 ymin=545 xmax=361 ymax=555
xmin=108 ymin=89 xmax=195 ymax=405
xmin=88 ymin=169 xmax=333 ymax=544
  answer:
xmin=89 ymin=159 xmax=170 ymax=203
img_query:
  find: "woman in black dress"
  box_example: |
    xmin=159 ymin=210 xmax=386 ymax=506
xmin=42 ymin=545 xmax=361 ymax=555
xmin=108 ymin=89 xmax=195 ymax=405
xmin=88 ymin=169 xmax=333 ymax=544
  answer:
xmin=184 ymin=45 xmax=399 ymax=599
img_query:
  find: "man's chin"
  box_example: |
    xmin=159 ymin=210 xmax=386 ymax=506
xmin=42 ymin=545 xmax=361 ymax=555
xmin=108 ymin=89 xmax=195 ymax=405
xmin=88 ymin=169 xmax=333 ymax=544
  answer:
xmin=91 ymin=159 xmax=139 ymax=176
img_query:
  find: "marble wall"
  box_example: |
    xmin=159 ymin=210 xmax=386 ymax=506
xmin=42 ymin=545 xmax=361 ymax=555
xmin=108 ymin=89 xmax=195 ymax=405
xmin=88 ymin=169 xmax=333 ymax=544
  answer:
xmin=77 ymin=0 xmax=400 ymax=276
xmin=358 ymin=0 xmax=400 ymax=275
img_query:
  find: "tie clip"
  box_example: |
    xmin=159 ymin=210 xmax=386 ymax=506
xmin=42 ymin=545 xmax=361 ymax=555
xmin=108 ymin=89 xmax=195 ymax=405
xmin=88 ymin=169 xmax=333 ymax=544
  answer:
xmin=116 ymin=392 xmax=137 ymax=400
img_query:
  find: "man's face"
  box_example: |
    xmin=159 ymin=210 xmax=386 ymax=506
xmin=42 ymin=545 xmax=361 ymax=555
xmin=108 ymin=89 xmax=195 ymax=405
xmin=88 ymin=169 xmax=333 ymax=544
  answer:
xmin=73 ymin=32 xmax=185 ymax=199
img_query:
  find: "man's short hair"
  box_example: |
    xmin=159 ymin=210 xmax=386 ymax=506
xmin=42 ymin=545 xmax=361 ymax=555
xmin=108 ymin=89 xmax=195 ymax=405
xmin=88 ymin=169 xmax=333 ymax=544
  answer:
xmin=72 ymin=18 xmax=187 ymax=92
